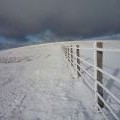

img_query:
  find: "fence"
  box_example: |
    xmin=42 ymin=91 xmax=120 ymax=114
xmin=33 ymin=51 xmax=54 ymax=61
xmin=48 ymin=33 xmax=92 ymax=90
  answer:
xmin=62 ymin=41 xmax=120 ymax=120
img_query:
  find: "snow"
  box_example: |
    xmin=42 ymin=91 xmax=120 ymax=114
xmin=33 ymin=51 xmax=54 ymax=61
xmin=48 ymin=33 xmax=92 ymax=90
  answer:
xmin=0 ymin=42 xmax=118 ymax=120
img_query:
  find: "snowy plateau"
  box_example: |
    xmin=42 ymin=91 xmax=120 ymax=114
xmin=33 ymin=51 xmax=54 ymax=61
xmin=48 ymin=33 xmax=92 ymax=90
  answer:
xmin=0 ymin=42 xmax=120 ymax=120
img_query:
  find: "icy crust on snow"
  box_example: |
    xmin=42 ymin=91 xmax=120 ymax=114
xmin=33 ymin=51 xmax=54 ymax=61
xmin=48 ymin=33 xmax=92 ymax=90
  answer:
xmin=0 ymin=43 xmax=105 ymax=120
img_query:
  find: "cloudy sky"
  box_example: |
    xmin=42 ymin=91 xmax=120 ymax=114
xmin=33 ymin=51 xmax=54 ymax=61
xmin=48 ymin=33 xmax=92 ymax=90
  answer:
xmin=0 ymin=0 xmax=120 ymax=38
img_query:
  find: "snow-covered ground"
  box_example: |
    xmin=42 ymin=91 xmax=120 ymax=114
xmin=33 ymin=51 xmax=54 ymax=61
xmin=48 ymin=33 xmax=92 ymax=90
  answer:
xmin=0 ymin=42 xmax=119 ymax=120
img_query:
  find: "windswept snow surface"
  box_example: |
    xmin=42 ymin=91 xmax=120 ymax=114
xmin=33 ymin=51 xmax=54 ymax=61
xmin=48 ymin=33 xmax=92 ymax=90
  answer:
xmin=0 ymin=43 xmax=106 ymax=120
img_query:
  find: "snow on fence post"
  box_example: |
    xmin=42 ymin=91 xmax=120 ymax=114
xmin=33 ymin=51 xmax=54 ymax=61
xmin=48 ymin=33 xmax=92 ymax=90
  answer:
xmin=62 ymin=46 xmax=64 ymax=52
xmin=94 ymin=41 xmax=97 ymax=108
xmin=71 ymin=45 xmax=73 ymax=66
xmin=76 ymin=45 xmax=81 ymax=77
xmin=94 ymin=41 xmax=104 ymax=110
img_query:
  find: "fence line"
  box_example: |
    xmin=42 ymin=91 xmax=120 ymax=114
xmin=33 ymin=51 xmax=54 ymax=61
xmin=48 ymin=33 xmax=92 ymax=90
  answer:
xmin=67 ymin=50 xmax=120 ymax=84
xmin=62 ymin=41 xmax=120 ymax=120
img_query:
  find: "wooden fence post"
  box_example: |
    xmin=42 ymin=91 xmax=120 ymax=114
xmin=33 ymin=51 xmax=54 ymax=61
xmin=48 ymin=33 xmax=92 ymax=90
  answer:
xmin=65 ymin=48 xmax=67 ymax=57
xmin=67 ymin=47 xmax=69 ymax=60
xmin=71 ymin=45 xmax=73 ymax=66
xmin=68 ymin=47 xmax=70 ymax=62
xmin=76 ymin=45 xmax=81 ymax=77
xmin=97 ymin=42 xmax=104 ymax=109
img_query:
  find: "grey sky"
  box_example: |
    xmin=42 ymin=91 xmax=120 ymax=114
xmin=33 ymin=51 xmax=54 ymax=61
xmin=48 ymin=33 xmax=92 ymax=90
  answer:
xmin=0 ymin=0 xmax=120 ymax=37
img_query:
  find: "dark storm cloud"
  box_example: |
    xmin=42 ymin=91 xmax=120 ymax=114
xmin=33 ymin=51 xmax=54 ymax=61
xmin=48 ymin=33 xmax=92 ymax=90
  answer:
xmin=0 ymin=0 xmax=120 ymax=37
